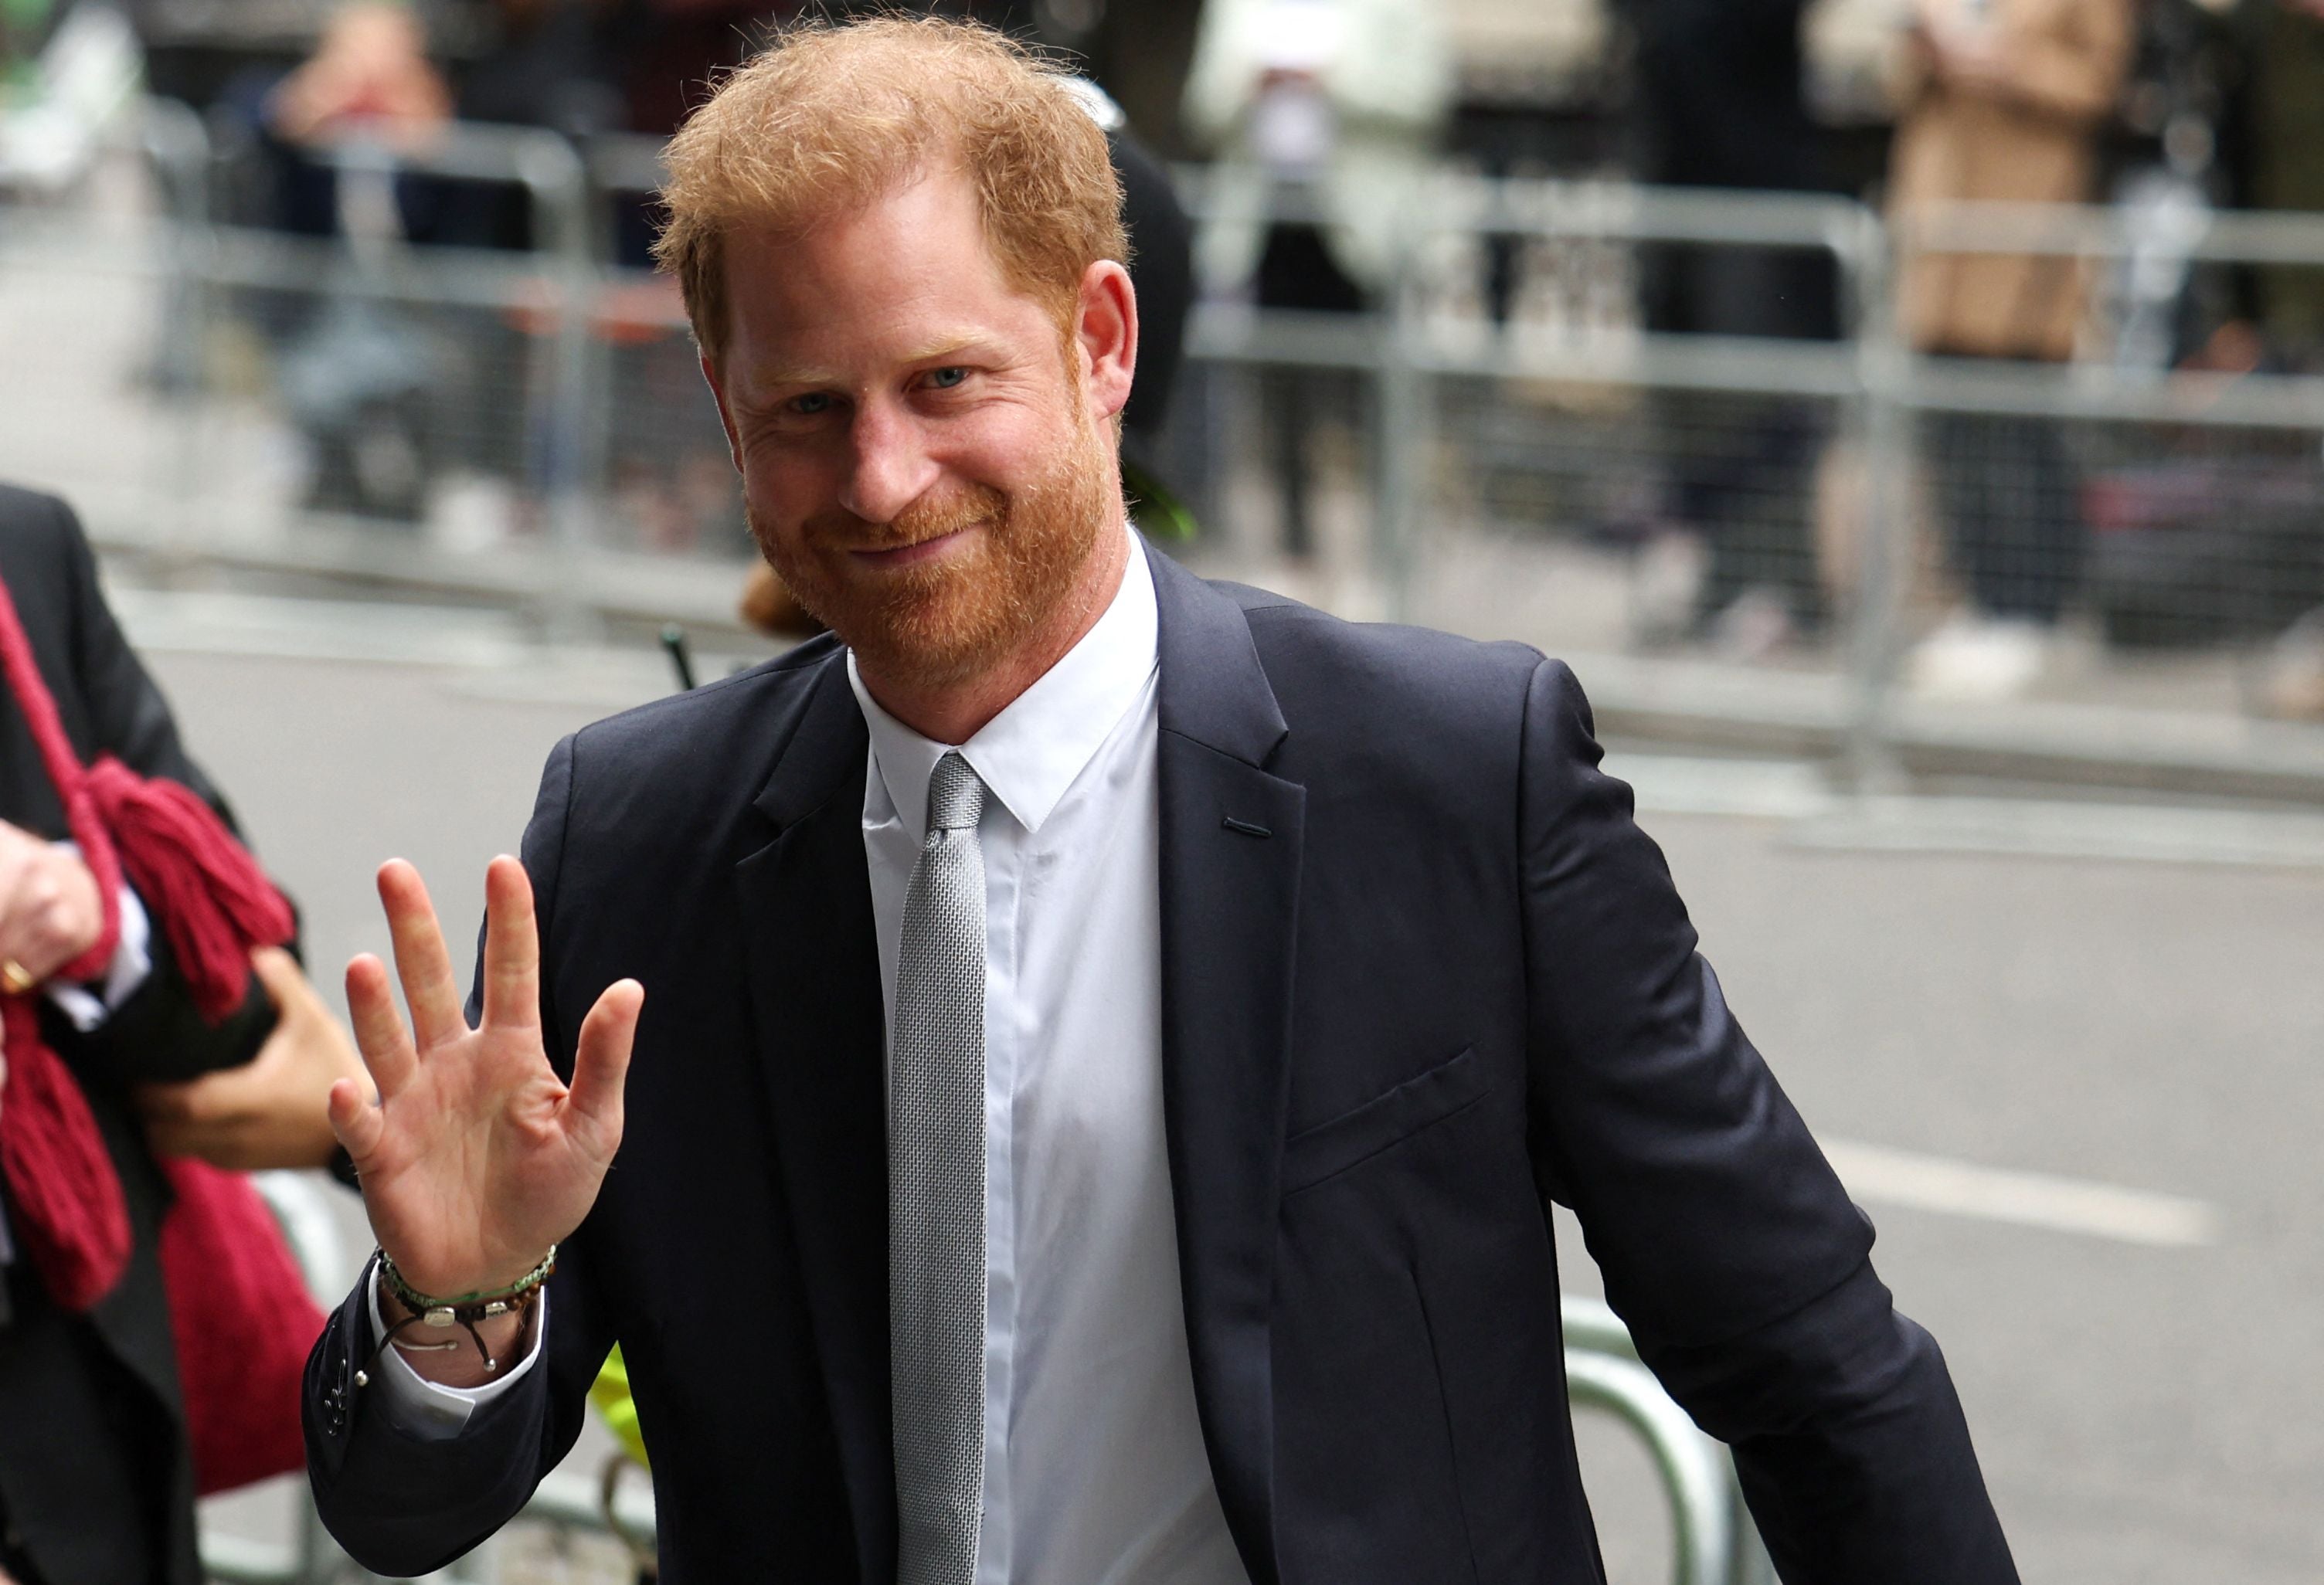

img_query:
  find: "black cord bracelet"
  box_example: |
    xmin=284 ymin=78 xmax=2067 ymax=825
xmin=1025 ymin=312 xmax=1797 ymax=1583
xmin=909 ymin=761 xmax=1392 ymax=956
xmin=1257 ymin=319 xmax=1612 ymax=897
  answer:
xmin=356 ymin=1247 xmax=558 ymax=1387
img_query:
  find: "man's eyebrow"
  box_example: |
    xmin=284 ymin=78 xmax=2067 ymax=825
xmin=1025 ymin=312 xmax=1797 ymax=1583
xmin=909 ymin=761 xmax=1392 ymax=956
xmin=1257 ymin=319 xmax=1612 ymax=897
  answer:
xmin=899 ymin=331 xmax=999 ymax=365
xmin=746 ymin=333 xmax=1000 ymax=394
xmin=751 ymin=364 xmax=842 ymax=392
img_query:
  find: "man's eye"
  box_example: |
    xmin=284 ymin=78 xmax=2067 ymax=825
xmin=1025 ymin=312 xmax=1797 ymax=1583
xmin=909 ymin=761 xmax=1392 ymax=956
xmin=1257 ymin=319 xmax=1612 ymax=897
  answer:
xmin=789 ymin=392 xmax=833 ymax=416
xmin=927 ymin=367 xmax=969 ymax=390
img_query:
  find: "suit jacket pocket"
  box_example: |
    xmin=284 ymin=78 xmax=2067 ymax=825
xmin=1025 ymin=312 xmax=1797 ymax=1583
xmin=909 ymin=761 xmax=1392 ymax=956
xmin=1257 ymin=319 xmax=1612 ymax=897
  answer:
xmin=1282 ymin=1047 xmax=1490 ymax=1196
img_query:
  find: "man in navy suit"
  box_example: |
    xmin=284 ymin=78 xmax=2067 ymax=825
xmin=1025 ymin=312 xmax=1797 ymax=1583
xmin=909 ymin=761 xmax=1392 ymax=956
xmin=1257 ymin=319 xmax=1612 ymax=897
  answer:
xmin=304 ymin=18 xmax=2018 ymax=1583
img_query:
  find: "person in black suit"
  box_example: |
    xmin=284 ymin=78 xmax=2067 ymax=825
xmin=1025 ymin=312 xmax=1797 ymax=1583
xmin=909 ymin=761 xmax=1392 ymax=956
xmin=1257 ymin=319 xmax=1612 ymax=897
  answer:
xmin=304 ymin=19 xmax=2019 ymax=1584
xmin=1621 ymin=0 xmax=1840 ymax=642
xmin=0 ymin=485 xmax=368 ymax=1585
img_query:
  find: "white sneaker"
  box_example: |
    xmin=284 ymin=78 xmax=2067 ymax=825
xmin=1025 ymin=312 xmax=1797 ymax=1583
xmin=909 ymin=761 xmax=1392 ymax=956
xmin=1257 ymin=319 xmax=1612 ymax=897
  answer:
xmin=1906 ymin=613 xmax=2048 ymax=701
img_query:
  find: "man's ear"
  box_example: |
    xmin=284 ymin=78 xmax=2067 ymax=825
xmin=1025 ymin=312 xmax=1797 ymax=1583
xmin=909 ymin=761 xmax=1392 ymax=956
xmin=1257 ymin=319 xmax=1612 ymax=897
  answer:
xmin=1075 ymin=260 xmax=1138 ymax=426
xmin=701 ymin=352 xmax=744 ymax=473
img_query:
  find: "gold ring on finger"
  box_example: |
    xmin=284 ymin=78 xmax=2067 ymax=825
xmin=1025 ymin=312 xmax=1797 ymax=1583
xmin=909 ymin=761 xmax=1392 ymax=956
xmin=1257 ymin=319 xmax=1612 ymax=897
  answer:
xmin=0 ymin=959 xmax=35 ymax=996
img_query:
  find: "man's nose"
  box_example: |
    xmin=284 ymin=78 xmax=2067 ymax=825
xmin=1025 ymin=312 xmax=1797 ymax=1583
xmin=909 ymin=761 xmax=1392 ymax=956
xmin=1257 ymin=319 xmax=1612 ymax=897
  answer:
xmin=836 ymin=402 xmax=939 ymax=526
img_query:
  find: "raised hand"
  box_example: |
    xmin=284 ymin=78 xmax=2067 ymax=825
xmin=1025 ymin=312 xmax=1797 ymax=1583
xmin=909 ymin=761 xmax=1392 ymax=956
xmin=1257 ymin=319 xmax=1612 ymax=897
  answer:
xmin=328 ymin=856 xmax=640 ymax=1313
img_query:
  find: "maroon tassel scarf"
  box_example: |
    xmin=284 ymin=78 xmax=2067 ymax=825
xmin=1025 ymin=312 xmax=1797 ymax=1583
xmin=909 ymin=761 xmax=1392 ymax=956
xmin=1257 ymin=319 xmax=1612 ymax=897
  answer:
xmin=0 ymin=565 xmax=318 ymax=1494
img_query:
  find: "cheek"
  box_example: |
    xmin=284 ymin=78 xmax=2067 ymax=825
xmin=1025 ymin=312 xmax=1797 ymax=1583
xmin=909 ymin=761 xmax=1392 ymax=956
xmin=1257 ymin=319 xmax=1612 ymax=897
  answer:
xmin=739 ymin=445 xmax=833 ymax=525
xmin=952 ymin=402 xmax=1079 ymax=485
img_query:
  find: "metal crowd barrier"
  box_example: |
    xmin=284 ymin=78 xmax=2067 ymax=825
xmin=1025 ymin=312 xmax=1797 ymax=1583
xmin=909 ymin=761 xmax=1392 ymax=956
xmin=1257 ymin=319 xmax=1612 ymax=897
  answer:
xmin=1171 ymin=170 xmax=2324 ymax=803
xmin=1561 ymin=1298 xmax=1776 ymax=1585
xmin=6 ymin=102 xmax=2324 ymax=798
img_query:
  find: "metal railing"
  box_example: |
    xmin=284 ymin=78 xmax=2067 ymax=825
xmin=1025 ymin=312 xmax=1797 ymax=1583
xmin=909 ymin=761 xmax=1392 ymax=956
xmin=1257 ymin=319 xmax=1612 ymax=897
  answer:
xmin=1561 ymin=1297 xmax=1776 ymax=1585
xmin=1173 ymin=170 xmax=2324 ymax=803
xmin=8 ymin=103 xmax=2323 ymax=797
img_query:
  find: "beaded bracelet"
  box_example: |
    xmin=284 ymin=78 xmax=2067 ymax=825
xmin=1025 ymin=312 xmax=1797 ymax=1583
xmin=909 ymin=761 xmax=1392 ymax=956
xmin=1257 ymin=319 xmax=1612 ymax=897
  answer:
xmin=356 ymin=1246 xmax=558 ymax=1387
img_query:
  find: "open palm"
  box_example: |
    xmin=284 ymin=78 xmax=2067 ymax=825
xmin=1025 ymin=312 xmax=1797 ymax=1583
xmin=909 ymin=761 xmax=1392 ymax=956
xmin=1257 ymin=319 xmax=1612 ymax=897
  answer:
xmin=328 ymin=855 xmax=640 ymax=1298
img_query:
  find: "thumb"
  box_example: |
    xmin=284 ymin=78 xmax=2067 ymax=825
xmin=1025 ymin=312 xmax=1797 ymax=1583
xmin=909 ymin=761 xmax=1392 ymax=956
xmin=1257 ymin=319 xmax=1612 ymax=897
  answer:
xmin=327 ymin=1075 xmax=382 ymax=1160
xmin=249 ymin=945 xmax=316 ymax=1014
xmin=564 ymin=979 xmax=642 ymax=1159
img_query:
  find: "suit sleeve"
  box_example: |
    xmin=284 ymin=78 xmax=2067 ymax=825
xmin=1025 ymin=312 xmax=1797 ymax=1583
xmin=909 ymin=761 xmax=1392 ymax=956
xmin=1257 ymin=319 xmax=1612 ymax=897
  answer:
xmin=30 ymin=492 xmax=276 ymax=1087
xmin=1517 ymin=658 xmax=2018 ymax=1583
xmin=305 ymin=735 xmax=615 ymax=1577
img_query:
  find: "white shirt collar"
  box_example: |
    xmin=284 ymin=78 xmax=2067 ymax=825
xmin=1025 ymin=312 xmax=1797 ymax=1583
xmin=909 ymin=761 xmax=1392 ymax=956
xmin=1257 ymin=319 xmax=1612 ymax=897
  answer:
xmin=847 ymin=529 xmax=1158 ymax=842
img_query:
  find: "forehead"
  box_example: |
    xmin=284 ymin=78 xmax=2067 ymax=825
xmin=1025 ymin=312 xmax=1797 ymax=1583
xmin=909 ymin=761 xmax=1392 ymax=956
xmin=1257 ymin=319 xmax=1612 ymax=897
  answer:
xmin=719 ymin=169 xmax=1053 ymax=377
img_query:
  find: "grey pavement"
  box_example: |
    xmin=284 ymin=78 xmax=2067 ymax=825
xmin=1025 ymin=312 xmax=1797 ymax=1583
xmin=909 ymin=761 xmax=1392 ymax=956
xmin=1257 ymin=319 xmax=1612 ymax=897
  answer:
xmin=132 ymin=621 xmax=2324 ymax=1583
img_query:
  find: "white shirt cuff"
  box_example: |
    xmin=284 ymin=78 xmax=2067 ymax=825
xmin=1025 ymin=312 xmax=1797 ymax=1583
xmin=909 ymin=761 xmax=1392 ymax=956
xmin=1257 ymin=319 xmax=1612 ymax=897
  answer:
xmin=362 ymin=1258 xmax=548 ymax=1439
xmin=44 ymin=849 xmax=152 ymax=1033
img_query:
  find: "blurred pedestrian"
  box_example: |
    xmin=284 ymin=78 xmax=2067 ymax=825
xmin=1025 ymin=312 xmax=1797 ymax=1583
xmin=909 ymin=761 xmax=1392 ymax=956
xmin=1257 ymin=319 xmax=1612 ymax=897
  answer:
xmin=1621 ymin=0 xmax=1840 ymax=648
xmin=1182 ymin=0 xmax=1452 ymax=561
xmin=1891 ymin=0 xmax=2134 ymax=697
xmin=2237 ymin=0 xmax=2324 ymax=366
xmin=0 ymin=484 xmax=370 ymax=1585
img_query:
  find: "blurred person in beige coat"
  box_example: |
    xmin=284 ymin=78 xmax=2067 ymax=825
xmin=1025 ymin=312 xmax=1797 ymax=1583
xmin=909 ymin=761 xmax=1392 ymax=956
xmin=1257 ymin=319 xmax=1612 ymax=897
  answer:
xmin=1889 ymin=0 xmax=2133 ymax=697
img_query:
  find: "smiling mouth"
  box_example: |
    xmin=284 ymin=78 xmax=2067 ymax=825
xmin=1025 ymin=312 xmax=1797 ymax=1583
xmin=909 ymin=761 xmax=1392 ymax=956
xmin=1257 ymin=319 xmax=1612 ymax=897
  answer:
xmin=847 ymin=524 xmax=978 ymax=568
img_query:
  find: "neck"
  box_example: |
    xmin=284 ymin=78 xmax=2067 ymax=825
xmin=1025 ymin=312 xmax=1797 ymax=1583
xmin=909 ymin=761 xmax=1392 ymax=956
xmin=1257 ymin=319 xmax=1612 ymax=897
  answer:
xmin=858 ymin=518 xmax=1133 ymax=745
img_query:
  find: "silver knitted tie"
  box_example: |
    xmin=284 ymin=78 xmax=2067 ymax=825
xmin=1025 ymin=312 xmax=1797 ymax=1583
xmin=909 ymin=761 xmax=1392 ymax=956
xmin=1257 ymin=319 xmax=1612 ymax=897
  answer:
xmin=890 ymin=751 xmax=988 ymax=1585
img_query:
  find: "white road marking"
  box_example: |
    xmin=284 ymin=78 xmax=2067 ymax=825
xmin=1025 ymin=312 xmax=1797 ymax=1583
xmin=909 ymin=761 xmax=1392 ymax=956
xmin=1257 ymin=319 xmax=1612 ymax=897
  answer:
xmin=1790 ymin=796 xmax=2324 ymax=872
xmin=1822 ymin=1139 xmax=2221 ymax=1249
xmin=1607 ymin=750 xmax=2324 ymax=871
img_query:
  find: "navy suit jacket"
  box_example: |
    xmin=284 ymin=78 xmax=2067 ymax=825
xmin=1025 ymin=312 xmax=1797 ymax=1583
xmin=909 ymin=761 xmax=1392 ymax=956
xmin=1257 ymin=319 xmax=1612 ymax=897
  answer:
xmin=305 ymin=541 xmax=2017 ymax=1583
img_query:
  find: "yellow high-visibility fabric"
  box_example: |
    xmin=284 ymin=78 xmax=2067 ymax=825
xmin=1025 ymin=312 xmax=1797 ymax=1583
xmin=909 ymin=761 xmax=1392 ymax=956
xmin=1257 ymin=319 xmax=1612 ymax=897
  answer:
xmin=589 ymin=1346 xmax=649 ymax=1469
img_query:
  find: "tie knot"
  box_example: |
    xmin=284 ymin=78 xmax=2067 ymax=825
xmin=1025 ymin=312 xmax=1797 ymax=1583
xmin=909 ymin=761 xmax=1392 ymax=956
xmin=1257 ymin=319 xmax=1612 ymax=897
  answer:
xmin=924 ymin=752 xmax=985 ymax=835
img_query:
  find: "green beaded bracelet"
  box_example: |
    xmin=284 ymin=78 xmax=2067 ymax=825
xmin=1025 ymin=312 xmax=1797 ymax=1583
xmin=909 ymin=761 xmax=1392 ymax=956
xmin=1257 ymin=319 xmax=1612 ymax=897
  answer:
xmin=356 ymin=1246 xmax=559 ymax=1386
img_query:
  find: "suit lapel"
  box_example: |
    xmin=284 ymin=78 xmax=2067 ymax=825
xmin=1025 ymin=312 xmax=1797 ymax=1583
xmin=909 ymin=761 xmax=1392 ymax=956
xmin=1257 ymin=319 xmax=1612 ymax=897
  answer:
xmin=733 ymin=655 xmax=895 ymax=1584
xmin=1150 ymin=545 xmax=1303 ymax=1585
xmin=729 ymin=560 xmax=1305 ymax=1583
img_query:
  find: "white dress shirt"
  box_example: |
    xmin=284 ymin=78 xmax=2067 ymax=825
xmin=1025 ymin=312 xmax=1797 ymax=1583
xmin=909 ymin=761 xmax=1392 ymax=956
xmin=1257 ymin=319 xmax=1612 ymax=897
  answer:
xmin=371 ymin=532 xmax=1250 ymax=1585
xmin=848 ymin=535 xmax=1244 ymax=1585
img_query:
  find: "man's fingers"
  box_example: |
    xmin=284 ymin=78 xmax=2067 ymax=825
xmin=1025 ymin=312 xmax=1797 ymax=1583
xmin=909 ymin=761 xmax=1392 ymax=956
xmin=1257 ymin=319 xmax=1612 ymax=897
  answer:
xmin=327 ymin=1074 xmax=383 ymax=1159
xmin=480 ymin=855 xmax=542 ymax=1035
xmin=345 ymin=952 xmax=416 ymax=1099
xmin=377 ymin=860 xmax=466 ymax=1051
xmin=565 ymin=979 xmax=642 ymax=1158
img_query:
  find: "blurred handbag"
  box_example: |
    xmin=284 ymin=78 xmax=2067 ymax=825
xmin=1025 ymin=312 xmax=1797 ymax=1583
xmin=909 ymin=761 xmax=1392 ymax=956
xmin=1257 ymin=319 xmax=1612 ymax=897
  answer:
xmin=2084 ymin=459 xmax=2324 ymax=649
xmin=0 ymin=567 xmax=319 ymax=1495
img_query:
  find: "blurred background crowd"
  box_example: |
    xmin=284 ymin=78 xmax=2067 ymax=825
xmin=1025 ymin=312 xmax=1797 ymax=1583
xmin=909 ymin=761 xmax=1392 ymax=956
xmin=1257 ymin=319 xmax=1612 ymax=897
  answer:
xmin=4 ymin=1 xmax=2324 ymax=720
xmin=5 ymin=0 xmax=2324 ymax=743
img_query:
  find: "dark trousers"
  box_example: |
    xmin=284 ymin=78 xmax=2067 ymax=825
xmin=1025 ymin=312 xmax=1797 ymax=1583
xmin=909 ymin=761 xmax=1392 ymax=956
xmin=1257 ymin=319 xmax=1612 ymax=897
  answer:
xmin=1636 ymin=238 xmax=1836 ymax=630
xmin=1256 ymin=223 xmax=1368 ymax=558
xmin=1928 ymin=409 xmax=2085 ymax=624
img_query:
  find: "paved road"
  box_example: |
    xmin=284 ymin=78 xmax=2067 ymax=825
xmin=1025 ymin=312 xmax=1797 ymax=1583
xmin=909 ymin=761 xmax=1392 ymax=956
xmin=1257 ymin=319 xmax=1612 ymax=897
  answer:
xmin=144 ymin=638 xmax=2324 ymax=1583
